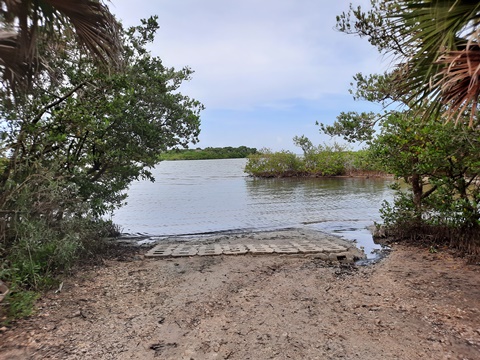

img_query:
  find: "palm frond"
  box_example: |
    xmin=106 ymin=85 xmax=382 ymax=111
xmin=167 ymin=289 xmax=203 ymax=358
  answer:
xmin=435 ymin=48 xmax=480 ymax=125
xmin=0 ymin=0 xmax=122 ymax=91
xmin=391 ymin=0 xmax=480 ymax=125
xmin=42 ymin=0 xmax=122 ymax=65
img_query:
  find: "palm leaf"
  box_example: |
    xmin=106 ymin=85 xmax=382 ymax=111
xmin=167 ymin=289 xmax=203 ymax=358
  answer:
xmin=435 ymin=49 xmax=480 ymax=125
xmin=42 ymin=0 xmax=122 ymax=64
xmin=0 ymin=0 xmax=122 ymax=91
xmin=391 ymin=0 xmax=480 ymax=124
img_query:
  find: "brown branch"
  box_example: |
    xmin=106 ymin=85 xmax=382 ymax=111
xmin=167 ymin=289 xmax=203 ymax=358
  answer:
xmin=465 ymin=173 xmax=478 ymax=188
xmin=90 ymin=164 xmax=108 ymax=182
xmin=74 ymin=131 xmax=89 ymax=164
xmin=31 ymin=81 xmax=87 ymax=124
xmin=421 ymin=184 xmax=438 ymax=200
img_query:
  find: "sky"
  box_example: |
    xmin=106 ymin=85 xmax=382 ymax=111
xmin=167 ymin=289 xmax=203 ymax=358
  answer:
xmin=107 ymin=0 xmax=390 ymax=152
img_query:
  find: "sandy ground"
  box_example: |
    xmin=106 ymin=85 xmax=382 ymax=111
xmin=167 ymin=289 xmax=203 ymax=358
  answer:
xmin=1 ymin=229 xmax=479 ymax=360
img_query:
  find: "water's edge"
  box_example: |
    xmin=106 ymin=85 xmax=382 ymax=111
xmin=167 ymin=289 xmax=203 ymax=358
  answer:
xmin=111 ymin=159 xmax=394 ymax=261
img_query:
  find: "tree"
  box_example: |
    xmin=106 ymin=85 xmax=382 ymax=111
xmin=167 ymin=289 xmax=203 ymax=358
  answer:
xmin=322 ymin=2 xmax=480 ymax=258
xmin=0 ymin=16 xmax=203 ymax=220
xmin=293 ymin=136 xmax=350 ymax=176
xmin=337 ymin=1 xmax=480 ymax=126
xmin=293 ymin=135 xmax=314 ymax=155
xmin=0 ymin=0 xmax=122 ymax=91
xmin=391 ymin=1 xmax=480 ymax=125
xmin=368 ymin=112 xmax=479 ymax=216
xmin=0 ymin=17 xmax=203 ymax=295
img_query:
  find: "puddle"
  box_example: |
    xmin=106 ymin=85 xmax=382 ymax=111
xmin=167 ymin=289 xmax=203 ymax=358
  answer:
xmin=308 ymin=220 xmax=389 ymax=261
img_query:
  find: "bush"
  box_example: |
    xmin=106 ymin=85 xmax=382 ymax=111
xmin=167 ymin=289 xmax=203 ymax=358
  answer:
xmin=2 ymin=286 xmax=39 ymax=322
xmin=303 ymin=143 xmax=348 ymax=176
xmin=0 ymin=172 xmax=121 ymax=321
xmin=245 ymin=149 xmax=304 ymax=177
xmin=347 ymin=149 xmax=386 ymax=174
xmin=245 ymin=144 xmax=384 ymax=178
xmin=379 ymin=180 xmax=480 ymax=262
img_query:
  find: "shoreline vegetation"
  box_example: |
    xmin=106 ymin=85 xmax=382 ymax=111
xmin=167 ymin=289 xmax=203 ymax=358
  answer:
xmin=158 ymin=146 xmax=257 ymax=161
xmin=245 ymin=138 xmax=480 ymax=263
xmin=245 ymin=147 xmax=388 ymax=178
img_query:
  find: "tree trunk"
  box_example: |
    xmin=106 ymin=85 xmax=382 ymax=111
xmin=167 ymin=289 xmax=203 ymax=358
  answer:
xmin=411 ymin=173 xmax=423 ymax=220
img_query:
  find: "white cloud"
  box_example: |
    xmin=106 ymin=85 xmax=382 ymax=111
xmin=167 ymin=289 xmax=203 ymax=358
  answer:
xmin=109 ymin=0 xmax=387 ymax=111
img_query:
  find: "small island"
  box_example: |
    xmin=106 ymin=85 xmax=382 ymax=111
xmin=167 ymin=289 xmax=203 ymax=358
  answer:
xmin=244 ymin=136 xmax=386 ymax=178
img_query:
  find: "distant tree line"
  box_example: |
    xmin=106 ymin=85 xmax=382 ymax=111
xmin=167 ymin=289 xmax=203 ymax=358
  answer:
xmin=159 ymin=146 xmax=257 ymax=160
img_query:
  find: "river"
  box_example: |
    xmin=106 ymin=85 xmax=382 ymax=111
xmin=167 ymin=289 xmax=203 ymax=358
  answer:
xmin=112 ymin=158 xmax=394 ymax=258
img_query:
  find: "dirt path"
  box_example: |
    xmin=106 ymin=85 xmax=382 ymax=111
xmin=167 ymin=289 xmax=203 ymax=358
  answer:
xmin=1 ymin=232 xmax=479 ymax=360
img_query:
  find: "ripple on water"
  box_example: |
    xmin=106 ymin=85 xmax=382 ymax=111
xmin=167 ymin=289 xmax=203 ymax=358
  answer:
xmin=112 ymin=159 xmax=394 ymax=259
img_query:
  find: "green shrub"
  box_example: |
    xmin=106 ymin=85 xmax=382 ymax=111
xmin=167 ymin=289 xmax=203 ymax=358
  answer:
xmin=379 ymin=178 xmax=480 ymax=261
xmin=0 ymin=215 xmax=116 ymax=321
xmin=3 ymin=286 xmax=39 ymax=322
xmin=303 ymin=143 xmax=348 ymax=176
xmin=347 ymin=149 xmax=386 ymax=174
xmin=245 ymin=149 xmax=304 ymax=177
xmin=245 ymin=143 xmax=383 ymax=178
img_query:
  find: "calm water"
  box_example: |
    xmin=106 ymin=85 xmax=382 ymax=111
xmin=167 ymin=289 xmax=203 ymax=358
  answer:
xmin=112 ymin=158 xmax=394 ymax=258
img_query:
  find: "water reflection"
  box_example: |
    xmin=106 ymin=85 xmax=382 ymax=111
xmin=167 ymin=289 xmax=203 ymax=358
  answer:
xmin=244 ymin=177 xmax=393 ymax=225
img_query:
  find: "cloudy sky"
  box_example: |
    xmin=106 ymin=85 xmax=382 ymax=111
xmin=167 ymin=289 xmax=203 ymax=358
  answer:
xmin=108 ymin=1 xmax=389 ymax=152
